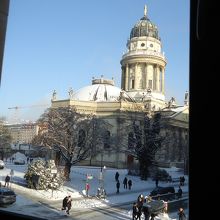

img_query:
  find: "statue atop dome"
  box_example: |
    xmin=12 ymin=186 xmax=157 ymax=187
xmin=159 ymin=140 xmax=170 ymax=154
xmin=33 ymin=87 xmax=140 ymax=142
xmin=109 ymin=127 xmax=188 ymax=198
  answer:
xmin=144 ymin=5 xmax=147 ymax=17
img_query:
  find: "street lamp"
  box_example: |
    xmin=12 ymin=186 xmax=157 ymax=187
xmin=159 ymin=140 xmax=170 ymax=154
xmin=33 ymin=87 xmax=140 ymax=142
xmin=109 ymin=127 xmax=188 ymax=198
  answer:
xmin=102 ymin=166 xmax=106 ymax=190
xmin=98 ymin=165 xmax=106 ymax=199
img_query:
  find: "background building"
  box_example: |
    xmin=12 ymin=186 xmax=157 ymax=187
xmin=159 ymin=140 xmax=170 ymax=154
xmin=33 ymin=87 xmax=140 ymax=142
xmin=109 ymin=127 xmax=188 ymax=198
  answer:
xmin=5 ymin=122 xmax=39 ymax=146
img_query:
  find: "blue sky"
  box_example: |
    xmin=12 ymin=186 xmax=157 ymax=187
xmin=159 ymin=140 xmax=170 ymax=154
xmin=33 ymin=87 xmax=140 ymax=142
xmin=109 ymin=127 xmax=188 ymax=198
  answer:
xmin=0 ymin=0 xmax=189 ymax=123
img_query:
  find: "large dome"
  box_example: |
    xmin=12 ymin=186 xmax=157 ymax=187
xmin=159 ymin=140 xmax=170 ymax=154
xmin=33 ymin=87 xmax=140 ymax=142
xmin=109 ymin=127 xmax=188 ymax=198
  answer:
xmin=73 ymin=78 xmax=135 ymax=102
xmin=130 ymin=7 xmax=160 ymax=40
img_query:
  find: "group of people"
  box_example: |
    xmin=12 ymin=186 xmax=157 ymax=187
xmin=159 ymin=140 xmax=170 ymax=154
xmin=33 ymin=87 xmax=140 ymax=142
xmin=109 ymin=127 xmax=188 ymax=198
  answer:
xmin=62 ymin=195 xmax=72 ymax=215
xmin=132 ymin=193 xmax=187 ymax=220
xmin=132 ymin=194 xmax=156 ymax=220
xmin=26 ymin=157 xmax=33 ymax=164
xmin=115 ymin=171 xmax=133 ymax=194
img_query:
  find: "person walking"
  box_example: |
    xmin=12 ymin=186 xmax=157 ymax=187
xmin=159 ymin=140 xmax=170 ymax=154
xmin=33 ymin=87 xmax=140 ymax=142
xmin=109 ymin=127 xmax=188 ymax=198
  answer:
xmin=128 ymin=179 xmax=132 ymax=190
xmin=150 ymin=213 xmax=156 ymax=220
xmin=155 ymin=178 xmax=159 ymax=187
xmin=85 ymin=183 xmax=90 ymax=197
xmin=4 ymin=174 xmax=10 ymax=187
xmin=66 ymin=196 xmax=72 ymax=215
xmin=61 ymin=196 xmax=68 ymax=211
xmin=181 ymin=176 xmax=185 ymax=186
xmin=177 ymin=186 xmax=183 ymax=199
xmin=178 ymin=207 xmax=186 ymax=220
xmin=115 ymin=171 xmax=119 ymax=182
xmin=142 ymin=206 xmax=150 ymax=220
xmin=136 ymin=194 xmax=144 ymax=219
xmin=179 ymin=176 xmax=184 ymax=186
xmin=123 ymin=177 xmax=128 ymax=189
xmin=116 ymin=180 xmax=120 ymax=194
xmin=132 ymin=202 xmax=138 ymax=220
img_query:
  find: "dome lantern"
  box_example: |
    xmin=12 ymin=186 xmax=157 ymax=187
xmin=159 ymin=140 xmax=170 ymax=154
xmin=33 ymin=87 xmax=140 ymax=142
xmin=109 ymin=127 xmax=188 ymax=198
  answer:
xmin=130 ymin=5 xmax=160 ymax=40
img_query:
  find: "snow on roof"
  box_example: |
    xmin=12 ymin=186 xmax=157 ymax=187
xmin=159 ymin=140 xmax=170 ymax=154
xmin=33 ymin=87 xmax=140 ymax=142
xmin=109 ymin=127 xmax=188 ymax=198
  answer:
xmin=11 ymin=152 xmax=27 ymax=160
xmin=73 ymin=81 xmax=134 ymax=102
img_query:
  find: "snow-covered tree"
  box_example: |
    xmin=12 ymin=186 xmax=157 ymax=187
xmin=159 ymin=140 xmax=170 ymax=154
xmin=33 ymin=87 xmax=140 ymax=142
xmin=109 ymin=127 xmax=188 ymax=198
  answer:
xmin=32 ymin=107 xmax=110 ymax=180
xmin=115 ymin=112 xmax=164 ymax=180
xmin=24 ymin=159 xmax=64 ymax=190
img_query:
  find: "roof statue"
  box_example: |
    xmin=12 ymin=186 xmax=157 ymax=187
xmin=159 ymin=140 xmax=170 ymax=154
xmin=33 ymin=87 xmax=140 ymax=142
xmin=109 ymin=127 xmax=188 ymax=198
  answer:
xmin=184 ymin=91 xmax=189 ymax=106
xmin=168 ymin=97 xmax=176 ymax=108
xmin=52 ymin=90 xmax=57 ymax=101
xmin=68 ymin=87 xmax=74 ymax=100
xmin=144 ymin=5 xmax=147 ymax=17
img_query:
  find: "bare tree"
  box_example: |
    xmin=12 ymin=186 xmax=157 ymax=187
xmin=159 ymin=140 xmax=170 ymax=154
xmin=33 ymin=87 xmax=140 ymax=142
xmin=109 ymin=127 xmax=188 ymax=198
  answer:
xmin=0 ymin=117 xmax=12 ymax=160
xmin=32 ymin=107 xmax=109 ymax=180
xmin=113 ymin=112 xmax=165 ymax=180
xmin=137 ymin=112 xmax=164 ymax=180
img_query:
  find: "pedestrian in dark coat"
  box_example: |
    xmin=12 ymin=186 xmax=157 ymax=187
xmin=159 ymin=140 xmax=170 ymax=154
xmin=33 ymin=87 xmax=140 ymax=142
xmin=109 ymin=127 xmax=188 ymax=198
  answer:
xmin=155 ymin=178 xmax=159 ymax=187
xmin=123 ymin=177 xmax=128 ymax=189
xmin=136 ymin=206 xmax=142 ymax=220
xmin=179 ymin=176 xmax=183 ymax=186
xmin=181 ymin=176 xmax=185 ymax=186
xmin=62 ymin=196 xmax=68 ymax=210
xmin=136 ymin=194 xmax=144 ymax=218
xmin=178 ymin=208 xmax=186 ymax=220
xmin=116 ymin=180 xmax=120 ymax=193
xmin=132 ymin=202 xmax=138 ymax=220
xmin=115 ymin=171 xmax=119 ymax=182
xmin=128 ymin=179 xmax=132 ymax=190
xmin=142 ymin=206 xmax=150 ymax=220
xmin=150 ymin=213 xmax=156 ymax=220
xmin=4 ymin=175 xmax=10 ymax=187
xmin=177 ymin=186 xmax=183 ymax=199
xmin=66 ymin=196 xmax=72 ymax=215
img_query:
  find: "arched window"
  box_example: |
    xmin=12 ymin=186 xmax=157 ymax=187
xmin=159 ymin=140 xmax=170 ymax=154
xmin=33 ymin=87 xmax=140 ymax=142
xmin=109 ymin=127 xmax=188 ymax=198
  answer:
xmin=78 ymin=129 xmax=86 ymax=148
xmin=104 ymin=130 xmax=110 ymax=149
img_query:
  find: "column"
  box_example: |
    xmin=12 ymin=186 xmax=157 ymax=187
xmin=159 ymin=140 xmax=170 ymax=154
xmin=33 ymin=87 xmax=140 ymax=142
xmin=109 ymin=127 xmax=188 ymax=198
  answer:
xmin=156 ymin=65 xmax=160 ymax=92
xmin=121 ymin=67 xmax=124 ymax=89
xmin=134 ymin=63 xmax=139 ymax=89
xmin=153 ymin=65 xmax=157 ymax=91
xmin=145 ymin=63 xmax=148 ymax=89
xmin=162 ymin=68 xmax=165 ymax=94
xmin=125 ymin=64 xmax=129 ymax=91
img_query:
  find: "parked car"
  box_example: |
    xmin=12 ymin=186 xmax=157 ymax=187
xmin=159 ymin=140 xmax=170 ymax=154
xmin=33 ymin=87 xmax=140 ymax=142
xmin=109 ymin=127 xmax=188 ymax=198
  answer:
xmin=0 ymin=188 xmax=16 ymax=206
xmin=14 ymin=158 xmax=25 ymax=165
xmin=150 ymin=186 xmax=176 ymax=201
xmin=0 ymin=160 xmax=5 ymax=169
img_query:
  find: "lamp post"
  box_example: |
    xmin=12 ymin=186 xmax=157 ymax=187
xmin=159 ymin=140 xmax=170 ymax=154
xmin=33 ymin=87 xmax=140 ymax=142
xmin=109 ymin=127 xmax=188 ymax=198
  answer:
xmin=98 ymin=165 xmax=106 ymax=198
xmin=100 ymin=152 xmax=103 ymax=172
xmin=102 ymin=166 xmax=106 ymax=190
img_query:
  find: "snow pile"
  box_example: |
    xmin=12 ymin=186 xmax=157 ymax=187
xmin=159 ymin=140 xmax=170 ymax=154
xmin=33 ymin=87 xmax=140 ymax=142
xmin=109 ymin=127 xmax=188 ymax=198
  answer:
xmin=12 ymin=152 xmax=27 ymax=161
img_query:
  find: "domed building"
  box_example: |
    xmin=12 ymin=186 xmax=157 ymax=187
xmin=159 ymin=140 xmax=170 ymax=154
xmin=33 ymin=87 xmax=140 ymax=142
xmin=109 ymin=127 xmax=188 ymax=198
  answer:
xmin=121 ymin=5 xmax=166 ymax=110
xmin=51 ymin=5 xmax=189 ymax=169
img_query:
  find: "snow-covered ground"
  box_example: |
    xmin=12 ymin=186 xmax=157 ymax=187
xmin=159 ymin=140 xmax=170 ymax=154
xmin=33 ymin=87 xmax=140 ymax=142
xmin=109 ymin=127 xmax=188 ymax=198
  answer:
xmin=0 ymin=155 xmax=188 ymax=219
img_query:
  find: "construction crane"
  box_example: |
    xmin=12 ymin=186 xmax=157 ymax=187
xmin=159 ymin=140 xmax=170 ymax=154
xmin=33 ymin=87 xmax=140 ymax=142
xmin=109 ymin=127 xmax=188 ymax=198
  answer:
xmin=8 ymin=104 xmax=49 ymax=110
xmin=8 ymin=104 xmax=50 ymax=124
